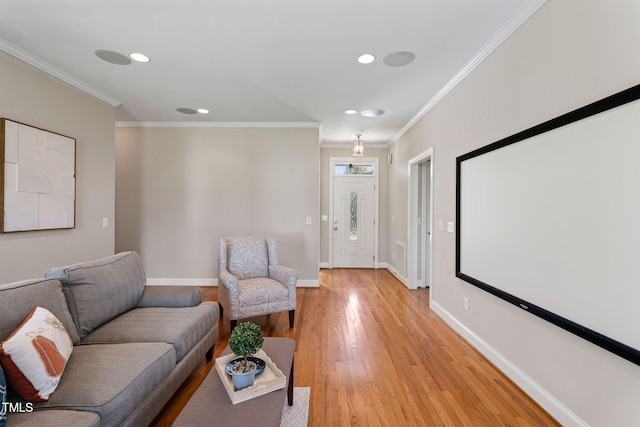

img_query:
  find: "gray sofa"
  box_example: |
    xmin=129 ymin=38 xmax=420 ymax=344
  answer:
xmin=0 ymin=251 xmax=218 ymax=427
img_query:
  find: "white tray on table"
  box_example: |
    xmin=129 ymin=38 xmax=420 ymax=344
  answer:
xmin=215 ymin=348 xmax=286 ymax=405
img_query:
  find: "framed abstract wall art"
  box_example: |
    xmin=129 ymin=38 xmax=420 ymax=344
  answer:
xmin=1 ymin=118 xmax=76 ymax=233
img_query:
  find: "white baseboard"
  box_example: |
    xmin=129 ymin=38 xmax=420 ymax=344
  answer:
xmin=320 ymin=262 xmax=389 ymax=269
xmin=297 ymin=279 xmax=319 ymax=287
xmin=430 ymin=300 xmax=587 ymax=427
xmin=146 ymin=278 xmax=217 ymax=286
xmin=384 ymin=264 xmax=409 ymax=288
xmin=146 ymin=278 xmax=319 ymax=287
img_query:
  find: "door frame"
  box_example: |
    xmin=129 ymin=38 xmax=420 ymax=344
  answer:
xmin=408 ymin=148 xmax=434 ymax=291
xmin=329 ymin=157 xmax=379 ymax=269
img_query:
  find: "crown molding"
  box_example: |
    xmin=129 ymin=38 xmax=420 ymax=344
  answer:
xmin=0 ymin=38 xmax=122 ymax=107
xmin=320 ymin=142 xmax=389 ymax=149
xmin=390 ymin=0 xmax=547 ymax=145
xmin=115 ymin=121 xmax=322 ymax=128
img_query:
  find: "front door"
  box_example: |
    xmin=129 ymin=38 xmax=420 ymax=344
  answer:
xmin=332 ymin=176 xmax=375 ymax=267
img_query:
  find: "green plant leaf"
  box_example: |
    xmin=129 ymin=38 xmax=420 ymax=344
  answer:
xmin=229 ymin=322 xmax=264 ymax=359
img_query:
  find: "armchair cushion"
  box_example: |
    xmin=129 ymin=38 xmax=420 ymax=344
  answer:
xmin=227 ymin=237 xmax=269 ymax=280
xmin=238 ymin=278 xmax=289 ymax=306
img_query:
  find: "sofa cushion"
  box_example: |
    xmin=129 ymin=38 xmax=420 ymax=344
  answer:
xmin=136 ymin=286 xmax=202 ymax=308
xmin=45 ymin=252 xmax=146 ymax=339
xmin=0 ymin=307 xmax=73 ymax=401
xmin=82 ymin=302 xmax=218 ymax=362
xmin=7 ymin=409 xmax=100 ymax=427
xmin=36 ymin=342 xmax=175 ymax=427
xmin=228 ymin=237 xmax=269 ymax=280
xmin=0 ymin=279 xmax=79 ymax=345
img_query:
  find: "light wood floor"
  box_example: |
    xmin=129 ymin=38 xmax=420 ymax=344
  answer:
xmin=151 ymin=268 xmax=559 ymax=426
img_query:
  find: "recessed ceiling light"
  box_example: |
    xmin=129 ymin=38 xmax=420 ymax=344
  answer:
xmin=176 ymin=107 xmax=198 ymax=114
xmin=197 ymin=108 xmax=210 ymax=114
xmin=383 ymin=51 xmax=415 ymax=67
xmin=344 ymin=109 xmax=358 ymax=115
xmin=361 ymin=108 xmax=385 ymax=117
xmin=129 ymin=53 xmax=150 ymax=63
xmin=357 ymin=54 xmax=375 ymax=64
xmin=95 ymin=49 xmax=131 ymax=65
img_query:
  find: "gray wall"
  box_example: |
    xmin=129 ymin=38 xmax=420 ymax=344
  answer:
xmin=115 ymin=126 xmax=320 ymax=283
xmin=0 ymin=51 xmax=116 ymax=283
xmin=389 ymin=1 xmax=640 ymax=425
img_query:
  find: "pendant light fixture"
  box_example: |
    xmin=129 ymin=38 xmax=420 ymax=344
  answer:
xmin=352 ymin=134 xmax=364 ymax=157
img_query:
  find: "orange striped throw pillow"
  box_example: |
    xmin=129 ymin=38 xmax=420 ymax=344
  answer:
xmin=0 ymin=306 xmax=73 ymax=401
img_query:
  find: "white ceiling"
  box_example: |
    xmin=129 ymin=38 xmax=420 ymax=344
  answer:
xmin=0 ymin=0 xmax=543 ymax=146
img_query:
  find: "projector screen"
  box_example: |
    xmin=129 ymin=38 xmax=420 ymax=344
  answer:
xmin=456 ymin=84 xmax=640 ymax=367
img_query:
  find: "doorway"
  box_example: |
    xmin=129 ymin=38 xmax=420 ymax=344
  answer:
xmin=408 ymin=148 xmax=434 ymax=290
xmin=329 ymin=158 xmax=379 ymax=268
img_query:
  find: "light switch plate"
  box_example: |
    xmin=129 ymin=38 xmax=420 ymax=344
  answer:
xmin=447 ymin=221 xmax=455 ymax=233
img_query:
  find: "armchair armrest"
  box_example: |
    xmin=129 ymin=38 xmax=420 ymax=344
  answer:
xmin=218 ymin=268 xmax=240 ymax=317
xmin=269 ymin=265 xmax=298 ymax=289
xmin=218 ymin=269 xmax=239 ymax=292
xmin=136 ymin=285 xmax=202 ymax=308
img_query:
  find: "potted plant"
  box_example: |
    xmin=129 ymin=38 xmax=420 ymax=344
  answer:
xmin=228 ymin=322 xmax=264 ymax=390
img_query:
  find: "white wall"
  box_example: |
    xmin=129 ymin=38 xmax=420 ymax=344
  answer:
xmin=0 ymin=51 xmax=116 ymax=283
xmin=389 ymin=1 xmax=640 ymax=425
xmin=115 ymin=126 xmax=320 ymax=284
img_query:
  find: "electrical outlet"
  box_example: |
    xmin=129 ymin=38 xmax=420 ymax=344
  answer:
xmin=464 ymin=297 xmax=469 ymax=311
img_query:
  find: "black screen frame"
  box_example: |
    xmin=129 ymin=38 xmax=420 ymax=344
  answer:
xmin=455 ymin=83 xmax=640 ymax=367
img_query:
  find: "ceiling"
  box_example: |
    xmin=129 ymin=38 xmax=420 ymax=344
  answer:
xmin=0 ymin=0 xmax=542 ymax=146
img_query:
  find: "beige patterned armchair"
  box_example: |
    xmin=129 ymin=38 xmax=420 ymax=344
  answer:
xmin=218 ymin=236 xmax=297 ymax=330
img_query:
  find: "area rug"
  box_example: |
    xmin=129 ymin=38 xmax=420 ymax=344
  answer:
xmin=281 ymin=387 xmax=310 ymax=427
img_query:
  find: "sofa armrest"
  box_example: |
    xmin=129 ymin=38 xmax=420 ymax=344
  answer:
xmin=269 ymin=265 xmax=298 ymax=289
xmin=136 ymin=286 xmax=202 ymax=308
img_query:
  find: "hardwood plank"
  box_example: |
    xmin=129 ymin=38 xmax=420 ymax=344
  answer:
xmin=150 ymin=269 xmax=559 ymax=426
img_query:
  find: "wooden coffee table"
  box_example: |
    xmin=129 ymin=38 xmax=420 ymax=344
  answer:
xmin=174 ymin=337 xmax=295 ymax=427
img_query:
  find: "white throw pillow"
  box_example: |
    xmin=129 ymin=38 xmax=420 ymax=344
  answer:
xmin=0 ymin=306 xmax=73 ymax=401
